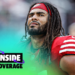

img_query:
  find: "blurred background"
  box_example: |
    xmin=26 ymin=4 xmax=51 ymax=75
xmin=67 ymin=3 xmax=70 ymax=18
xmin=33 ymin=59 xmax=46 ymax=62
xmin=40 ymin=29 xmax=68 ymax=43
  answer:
xmin=0 ymin=0 xmax=75 ymax=48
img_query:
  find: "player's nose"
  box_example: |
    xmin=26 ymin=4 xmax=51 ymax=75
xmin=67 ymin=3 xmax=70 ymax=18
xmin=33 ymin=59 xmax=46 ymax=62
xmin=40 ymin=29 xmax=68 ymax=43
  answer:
xmin=32 ymin=15 xmax=38 ymax=21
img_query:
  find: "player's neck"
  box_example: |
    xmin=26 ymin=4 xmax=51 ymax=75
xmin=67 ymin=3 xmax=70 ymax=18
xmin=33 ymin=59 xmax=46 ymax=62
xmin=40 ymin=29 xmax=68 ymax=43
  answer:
xmin=31 ymin=35 xmax=45 ymax=49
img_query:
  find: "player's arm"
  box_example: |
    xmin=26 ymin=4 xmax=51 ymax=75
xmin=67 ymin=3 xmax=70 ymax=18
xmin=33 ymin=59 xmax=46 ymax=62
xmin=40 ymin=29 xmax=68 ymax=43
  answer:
xmin=60 ymin=55 xmax=75 ymax=75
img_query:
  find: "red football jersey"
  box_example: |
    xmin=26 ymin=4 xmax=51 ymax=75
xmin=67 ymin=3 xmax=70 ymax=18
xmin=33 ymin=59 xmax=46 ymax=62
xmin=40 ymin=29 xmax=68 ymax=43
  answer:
xmin=51 ymin=35 xmax=75 ymax=66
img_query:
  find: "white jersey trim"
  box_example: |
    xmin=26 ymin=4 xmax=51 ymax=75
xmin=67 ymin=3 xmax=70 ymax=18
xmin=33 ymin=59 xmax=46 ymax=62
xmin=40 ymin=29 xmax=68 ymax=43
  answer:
xmin=59 ymin=49 xmax=75 ymax=53
xmin=63 ymin=39 xmax=75 ymax=43
xmin=60 ymin=44 xmax=75 ymax=48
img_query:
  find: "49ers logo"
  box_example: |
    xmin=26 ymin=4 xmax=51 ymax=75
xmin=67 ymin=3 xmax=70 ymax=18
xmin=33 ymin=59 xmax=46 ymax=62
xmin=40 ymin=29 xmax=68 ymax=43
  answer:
xmin=33 ymin=4 xmax=40 ymax=7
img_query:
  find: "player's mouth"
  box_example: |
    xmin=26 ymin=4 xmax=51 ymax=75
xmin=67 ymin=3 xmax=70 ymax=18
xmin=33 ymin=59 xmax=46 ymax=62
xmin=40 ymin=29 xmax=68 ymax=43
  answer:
xmin=30 ymin=22 xmax=39 ymax=26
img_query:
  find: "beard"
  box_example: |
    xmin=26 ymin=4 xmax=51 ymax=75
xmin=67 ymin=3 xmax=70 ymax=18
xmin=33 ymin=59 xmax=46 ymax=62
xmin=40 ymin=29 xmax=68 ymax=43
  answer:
xmin=28 ymin=22 xmax=47 ymax=35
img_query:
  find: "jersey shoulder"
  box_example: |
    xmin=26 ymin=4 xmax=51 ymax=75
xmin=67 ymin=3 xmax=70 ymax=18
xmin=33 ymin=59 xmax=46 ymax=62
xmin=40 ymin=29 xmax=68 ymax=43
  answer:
xmin=51 ymin=35 xmax=75 ymax=49
xmin=51 ymin=35 xmax=75 ymax=62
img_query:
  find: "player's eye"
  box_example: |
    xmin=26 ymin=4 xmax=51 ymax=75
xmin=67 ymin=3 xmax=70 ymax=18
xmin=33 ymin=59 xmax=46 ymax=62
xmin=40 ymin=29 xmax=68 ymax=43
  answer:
xmin=38 ymin=14 xmax=44 ymax=16
xmin=28 ymin=15 xmax=33 ymax=17
xmin=28 ymin=13 xmax=34 ymax=17
xmin=40 ymin=14 xmax=44 ymax=16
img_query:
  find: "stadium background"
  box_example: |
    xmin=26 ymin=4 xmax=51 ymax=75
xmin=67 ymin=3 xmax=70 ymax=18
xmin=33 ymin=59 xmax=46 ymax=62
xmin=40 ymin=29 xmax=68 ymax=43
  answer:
xmin=0 ymin=0 xmax=75 ymax=75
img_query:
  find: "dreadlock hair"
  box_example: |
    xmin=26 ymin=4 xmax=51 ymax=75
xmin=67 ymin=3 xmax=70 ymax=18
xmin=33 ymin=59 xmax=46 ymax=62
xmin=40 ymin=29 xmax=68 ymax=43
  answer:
xmin=25 ymin=2 xmax=65 ymax=64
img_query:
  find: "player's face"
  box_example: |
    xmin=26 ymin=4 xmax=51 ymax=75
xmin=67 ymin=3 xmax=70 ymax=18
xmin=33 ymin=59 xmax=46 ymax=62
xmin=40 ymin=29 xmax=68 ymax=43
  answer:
xmin=27 ymin=9 xmax=48 ymax=35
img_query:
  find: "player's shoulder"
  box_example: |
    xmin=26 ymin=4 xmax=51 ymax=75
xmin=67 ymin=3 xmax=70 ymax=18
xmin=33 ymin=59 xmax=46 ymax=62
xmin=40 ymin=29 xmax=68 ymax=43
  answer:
xmin=54 ymin=35 xmax=75 ymax=42
xmin=52 ymin=35 xmax=75 ymax=49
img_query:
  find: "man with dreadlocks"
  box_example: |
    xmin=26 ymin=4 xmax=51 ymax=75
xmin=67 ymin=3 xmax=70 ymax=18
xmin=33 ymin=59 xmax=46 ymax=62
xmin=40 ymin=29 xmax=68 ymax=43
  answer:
xmin=19 ymin=2 xmax=75 ymax=75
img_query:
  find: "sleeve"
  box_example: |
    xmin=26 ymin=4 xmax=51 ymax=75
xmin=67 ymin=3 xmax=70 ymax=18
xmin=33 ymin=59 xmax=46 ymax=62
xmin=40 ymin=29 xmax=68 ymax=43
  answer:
xmin=59 ymin=36 xmax=75 ymax=56
xmin=51 ymin=36 xmax=75 ymax=65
